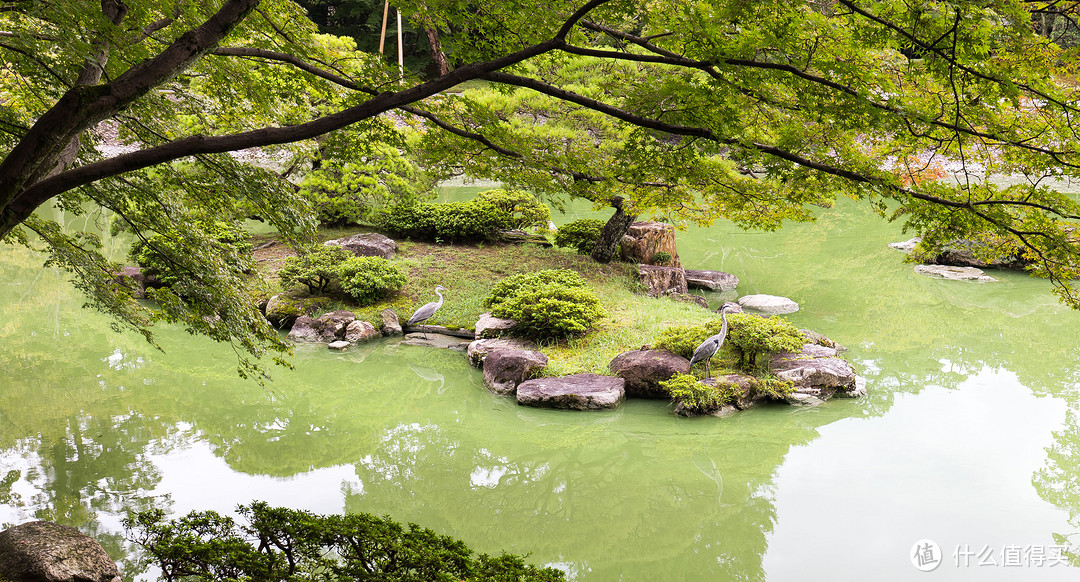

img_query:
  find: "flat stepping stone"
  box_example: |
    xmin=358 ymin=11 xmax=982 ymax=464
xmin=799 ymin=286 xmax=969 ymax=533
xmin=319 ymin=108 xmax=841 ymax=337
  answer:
xmin=402 ymin=333 xmax=472 ymax=351
xmin=467 ymin=338 xmax=538 ymax=368
xmin=516 ymin=373 xmax=625 ymax=410
xmin=738 ymin=294 xmax=799 ymax=314
xmin=914 ymin=264 xmax=996 ymax=282
xmin=684 ymin=269 xmax=739 ymax=291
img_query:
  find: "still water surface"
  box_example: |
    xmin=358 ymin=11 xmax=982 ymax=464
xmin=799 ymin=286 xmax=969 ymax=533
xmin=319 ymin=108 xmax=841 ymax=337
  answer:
xmin=2 ymin=194 xmax=1080 ymax=580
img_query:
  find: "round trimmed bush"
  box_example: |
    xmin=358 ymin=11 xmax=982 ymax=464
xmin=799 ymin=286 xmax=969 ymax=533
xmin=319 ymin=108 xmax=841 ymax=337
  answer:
xmin=484 ymin=269 xmax=605 ymax=339
xmin=473 ymin=188 xmax=550 ymax=230
xmin=653 ymin=313 xmax=804 ymax=371
xmin=337 ymin=256 xmax=407 ymax=305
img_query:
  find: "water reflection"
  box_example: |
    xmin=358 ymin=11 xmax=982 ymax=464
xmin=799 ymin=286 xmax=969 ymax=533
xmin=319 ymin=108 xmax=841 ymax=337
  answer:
xmin=2 ymin=199 xmax=1080 ymax=580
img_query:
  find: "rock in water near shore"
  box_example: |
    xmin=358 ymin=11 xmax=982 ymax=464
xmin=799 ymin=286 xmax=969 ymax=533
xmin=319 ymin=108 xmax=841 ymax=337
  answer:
xmin=914 ymin=264 xmax=997 ymax=282
xmin=0 ymin=521 xmax=121 ymax=582
xmin=482 ymin=348 xmax=549 ymax=395
xmin=609 ymin=349 xmax=690 ymax=399
xmin=467 ymin=338 xmax=538 ymax=368
xmin=288 ymin=310 xmax=357 ymax=343
xmin=380 ymin=308 xmax=403 ymax=336
xmin=323 ymin=233 xmax=398 ymax=259
xmin=769 ymin=344 xmax=862 ymax=406
xmin=517 ymin=374 xmax=626 ymax=410
xmin=345 ymin=320 xmax=380 ymax=342
xmin=684 ymin=269 xmax=739 ymax=292
xmin=738 ymin=294 xmax=799 ymax=314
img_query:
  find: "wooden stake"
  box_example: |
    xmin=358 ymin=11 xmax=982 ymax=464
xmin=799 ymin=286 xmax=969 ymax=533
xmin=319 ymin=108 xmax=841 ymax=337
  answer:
xmin=378 ymin=1 xmax=389 ymax=54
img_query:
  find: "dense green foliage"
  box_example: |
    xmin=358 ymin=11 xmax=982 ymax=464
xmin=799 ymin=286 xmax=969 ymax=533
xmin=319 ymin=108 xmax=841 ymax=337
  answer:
xmin=484 ymin=269 xmax=606 ymax=339
xmin=125 ymin=502 xmax=565 ymax=582
xmin=9 ymin=0 xmax=1080 ymax=378
xmin=472 ymin=188 xmax=551 ymax=230
xmin=380 ymin=191 xmax=548 ymax=243
xmin=554 ymin=218 xmax=605 ymax=255
xmin=654 ymin=314 xmax=805 ymax=371
xmin=278 ymin=246 xmax=353 ymax=294
xmin=660 ymin=373 xmax=794 ymax=412
xmin=337 ymin=256 xmax=407 ymax=304
xmin=299 ymin=140 xmax=432 ymax=227
xmin=660 ymin=373 xmax=729 ymax=412
xmin=130 ymin=220 xmax=254 ymax=288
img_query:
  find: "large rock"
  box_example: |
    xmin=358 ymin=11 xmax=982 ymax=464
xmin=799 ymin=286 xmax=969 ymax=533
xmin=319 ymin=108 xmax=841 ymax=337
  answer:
xmin=620 ymin=222 xmax=682 ymax=267
xmin=482 ymin=348 xmax=548 ymax=395
xmin=770 ymin=344 xmax=860 ymax=406
xmin=637 ymin=264 xmax=687 ymax=297
xmin=609 ymin=349 xmax=690 ymax=398
xmin=914 ymin=264 xmax=997 ymax=282
xmin=517 ymin=374 xmax=626 ymax=410
xmin=324 ymin=233 xmax=398 ymax=259
xmin=684 ymin=269 xmax=739 ymax=292
xmin=265 ymin=294 xmax=304 ymax=329
xmin=0 ymin=521 xmax=121 ymax=582
xmin=380 ymin=309 xmax=403 ymax=336
xmin=287 ymin=310 xmax=356 ymax=343
xmin=668 ymin=293 xmax=709 ymax=309
xmin=467 ymin=338 xmax=538 ymax=368
xmin=932 ymin=239 xmax=1029 ymax=270
xmin=800 ymin=329 xmax=846 ymax=352
xmin=738 ymin=294 xmax=799 ymax=314
xmin=344 ymin=320 xmax=380 ymax=342
xmin=475 ymin=312 xmax=516 ymax=339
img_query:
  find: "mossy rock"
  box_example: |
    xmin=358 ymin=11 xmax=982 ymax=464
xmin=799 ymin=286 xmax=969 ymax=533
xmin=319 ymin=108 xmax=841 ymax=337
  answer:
xmin=265 ymin=294 xmax=306 ymax=329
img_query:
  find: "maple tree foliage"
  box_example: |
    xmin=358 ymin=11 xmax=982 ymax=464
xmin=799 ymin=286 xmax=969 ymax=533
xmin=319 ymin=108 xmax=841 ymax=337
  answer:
xmin=3 ymin=0 xmax=1080 ymax=376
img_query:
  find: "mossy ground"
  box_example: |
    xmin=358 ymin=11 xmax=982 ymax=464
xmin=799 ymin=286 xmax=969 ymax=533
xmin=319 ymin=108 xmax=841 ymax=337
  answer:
xmin=252 ymin=230 xmax=733 ymax=375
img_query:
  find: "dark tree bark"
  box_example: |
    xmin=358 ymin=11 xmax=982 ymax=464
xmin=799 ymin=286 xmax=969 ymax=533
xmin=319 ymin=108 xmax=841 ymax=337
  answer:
xmin=425 ymin=27 xmax=449 ymax=76
xmin=590 ymin=195 xmax=636 ymax=263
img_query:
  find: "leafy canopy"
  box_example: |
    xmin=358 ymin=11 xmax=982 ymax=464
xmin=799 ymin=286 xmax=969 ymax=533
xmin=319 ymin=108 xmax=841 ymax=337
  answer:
xmin=5 ymin=0 xmax=1080 ymax=377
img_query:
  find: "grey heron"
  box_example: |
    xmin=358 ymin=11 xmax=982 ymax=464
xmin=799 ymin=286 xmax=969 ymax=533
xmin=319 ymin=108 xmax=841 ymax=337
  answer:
xmin=408 ymin=285 xmax=446 ymax=338
xmin=689 ymin=303 xmax=735 ymax=377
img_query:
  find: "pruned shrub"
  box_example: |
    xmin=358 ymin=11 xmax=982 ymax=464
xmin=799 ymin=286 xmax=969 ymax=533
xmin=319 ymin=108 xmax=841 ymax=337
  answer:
xmin=277 ymin=245 xmax=352 ymax=294
xmin=473 ymin=188 xmax=550 ymax=230
xmin=653 ymin=313 xmax=804 ymax=371
xmin=660 ymin=373 xmax=729 ymax=412
xmin=130 ymin=220 xmax=253 ymax=287
xmin=338 ymin=256 xmax=407 ymax=305
xmin=554 ymin=218 xmax=604 ymax=255
xmin=381 ymin=191 xmax=550 ymax=243
xmin=483 ymin=269 xmax=606 ymax=339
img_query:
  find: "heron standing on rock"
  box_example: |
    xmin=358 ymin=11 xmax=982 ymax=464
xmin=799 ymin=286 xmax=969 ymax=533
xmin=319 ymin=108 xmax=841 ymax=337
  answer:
xmin=408 ymin=285 xmax=446 ymax=338
xmin=689 ymin=303 xmax=736 ymax=377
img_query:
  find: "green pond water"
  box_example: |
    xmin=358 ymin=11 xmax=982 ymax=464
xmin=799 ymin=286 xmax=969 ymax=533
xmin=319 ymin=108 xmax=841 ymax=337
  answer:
xmin=3 ymin=192 xmax=1080 ymax=581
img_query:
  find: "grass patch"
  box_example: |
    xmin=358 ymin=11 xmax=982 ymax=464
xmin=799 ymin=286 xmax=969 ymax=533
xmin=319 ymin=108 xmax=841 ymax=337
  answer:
xmin=254 ymin=231 xmax=730 ymax=375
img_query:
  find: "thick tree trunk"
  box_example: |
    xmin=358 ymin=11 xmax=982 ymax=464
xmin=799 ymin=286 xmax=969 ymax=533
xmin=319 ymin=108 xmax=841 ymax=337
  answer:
xmin=590 ymin=196 xmax=636 ymax=263
xmin=425 ymin=27 xmax=449 ymax=76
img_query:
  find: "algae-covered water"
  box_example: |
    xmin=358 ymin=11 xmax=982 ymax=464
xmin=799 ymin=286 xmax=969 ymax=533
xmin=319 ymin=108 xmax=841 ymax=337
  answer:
xmin=3 ymin=193 xmax=1080 ymax=580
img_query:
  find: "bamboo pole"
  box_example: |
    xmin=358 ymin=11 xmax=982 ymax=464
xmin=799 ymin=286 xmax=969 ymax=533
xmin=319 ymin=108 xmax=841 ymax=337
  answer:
xmin=378 ymin=1 xmax=389 ymax=54
xmin=396 ymin=8 xmax=404 ymax=79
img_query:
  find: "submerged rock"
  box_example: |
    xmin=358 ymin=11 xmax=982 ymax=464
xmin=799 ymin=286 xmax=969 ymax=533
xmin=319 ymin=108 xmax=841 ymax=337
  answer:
xmin=914 ymin=264 xmax=997 ymax=282
xmin=402 ymin=333 xmax=472 ymax=351
xmin=609 ymin=349 xmax=690 ymax=399
xmin=738 ymin=294 xmax=799 ymax=314
xmin=517 ymin=374 xmax=626 ymax=410
xmin=0 ymin=521 xmax=121 ymax=582
xmin=888 ymin=237 xmax=922 ymax=252
xmin=482 ymin=348 xmax=548 ymax=395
